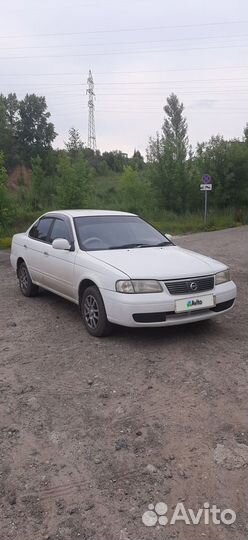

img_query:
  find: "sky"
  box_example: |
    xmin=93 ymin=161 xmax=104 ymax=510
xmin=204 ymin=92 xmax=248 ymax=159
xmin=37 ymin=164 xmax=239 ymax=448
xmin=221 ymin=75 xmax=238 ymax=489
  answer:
xmin=1 ymin=0 xmax=248 ymax=156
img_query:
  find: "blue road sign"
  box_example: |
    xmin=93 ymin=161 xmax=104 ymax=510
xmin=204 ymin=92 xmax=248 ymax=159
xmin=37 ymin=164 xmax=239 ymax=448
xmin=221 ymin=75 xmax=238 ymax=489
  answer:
xmin=202 ymin=174 xmax=212 ymax=184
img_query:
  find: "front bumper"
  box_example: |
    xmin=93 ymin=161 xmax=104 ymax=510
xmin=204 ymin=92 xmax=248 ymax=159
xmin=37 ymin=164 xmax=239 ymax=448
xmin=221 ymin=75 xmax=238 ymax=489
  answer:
xmin=102 ymin=280 xmax=237 ymax=328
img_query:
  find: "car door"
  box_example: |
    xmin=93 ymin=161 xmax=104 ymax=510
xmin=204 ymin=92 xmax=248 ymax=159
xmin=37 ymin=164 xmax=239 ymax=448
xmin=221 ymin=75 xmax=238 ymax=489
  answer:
xmin=42 ymin=216 xmax=76 ymax=300
xmin=26 ymin=217 xmax=54 ymax=284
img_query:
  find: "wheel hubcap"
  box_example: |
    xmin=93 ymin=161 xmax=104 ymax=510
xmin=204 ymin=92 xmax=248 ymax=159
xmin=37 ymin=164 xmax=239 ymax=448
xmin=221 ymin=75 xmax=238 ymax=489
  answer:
xmin=84 ymin=295 xmax=99 ymax=329
xmin=19 ymin=267 xmax=28 ymax=291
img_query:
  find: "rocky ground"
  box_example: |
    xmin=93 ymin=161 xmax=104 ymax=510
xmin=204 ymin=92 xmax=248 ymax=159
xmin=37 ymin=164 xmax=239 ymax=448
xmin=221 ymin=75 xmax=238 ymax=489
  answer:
xmin=0 ymin=226 xmax=247 ymax=540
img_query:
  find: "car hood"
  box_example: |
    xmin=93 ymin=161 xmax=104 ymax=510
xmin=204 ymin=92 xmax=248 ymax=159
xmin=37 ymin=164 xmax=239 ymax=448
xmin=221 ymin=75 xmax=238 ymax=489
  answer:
xmin=89 ymin=246 xmax=226 ymax=280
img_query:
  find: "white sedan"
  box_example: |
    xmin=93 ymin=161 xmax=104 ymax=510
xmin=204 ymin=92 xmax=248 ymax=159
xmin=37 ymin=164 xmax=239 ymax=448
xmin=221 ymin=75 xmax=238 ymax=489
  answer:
xmin=10 ymin=210 xmax=237 ymax=337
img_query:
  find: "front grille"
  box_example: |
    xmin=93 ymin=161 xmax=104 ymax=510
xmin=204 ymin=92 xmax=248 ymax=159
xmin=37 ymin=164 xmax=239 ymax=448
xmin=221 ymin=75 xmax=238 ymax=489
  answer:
xmin=165 ymin=275 xmax=214 ymax=295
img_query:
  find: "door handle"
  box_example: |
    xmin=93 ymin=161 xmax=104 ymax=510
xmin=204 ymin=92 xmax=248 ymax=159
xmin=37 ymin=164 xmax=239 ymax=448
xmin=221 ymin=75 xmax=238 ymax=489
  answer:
xmin=24 ymin=244 xmax=27 ymax=248
xmin=43 ymin=251 xmax=49 ymax=256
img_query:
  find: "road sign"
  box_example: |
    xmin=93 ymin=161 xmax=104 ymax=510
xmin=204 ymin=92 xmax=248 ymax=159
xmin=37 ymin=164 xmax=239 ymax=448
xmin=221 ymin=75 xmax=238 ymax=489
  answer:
xmin=202 ymin=174 xmax=212 ymax=184
xmin=200 ymin=184 xmax=212 ymax=191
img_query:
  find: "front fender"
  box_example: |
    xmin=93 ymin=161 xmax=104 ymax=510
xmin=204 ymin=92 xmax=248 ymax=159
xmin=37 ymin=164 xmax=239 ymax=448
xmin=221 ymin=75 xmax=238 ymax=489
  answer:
xmin=74 ymin=252 xmax=128 ymax=297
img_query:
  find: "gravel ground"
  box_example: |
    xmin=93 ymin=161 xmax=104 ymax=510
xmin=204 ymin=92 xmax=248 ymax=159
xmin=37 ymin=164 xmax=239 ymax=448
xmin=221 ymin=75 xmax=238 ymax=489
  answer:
xmin=0 ymin=226 xmax=248 ymax=540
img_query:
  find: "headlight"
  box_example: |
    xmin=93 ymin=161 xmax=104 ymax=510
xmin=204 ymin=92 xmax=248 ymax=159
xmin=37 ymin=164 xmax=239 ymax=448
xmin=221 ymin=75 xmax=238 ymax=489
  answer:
xmin=116 ymin=280 xmax=134 ymax=293
xmin=215 ymin=269 xmax=230 ymax=285
xmin=116 ymin=279 xmax=163 ymax=293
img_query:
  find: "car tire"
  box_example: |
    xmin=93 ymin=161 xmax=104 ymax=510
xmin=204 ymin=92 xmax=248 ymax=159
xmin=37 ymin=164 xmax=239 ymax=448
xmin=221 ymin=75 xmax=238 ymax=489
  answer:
xmin=81 ymin=285 xmax=113 ymax=337
xmin=18 ymin=262 xmax=39 ymax=297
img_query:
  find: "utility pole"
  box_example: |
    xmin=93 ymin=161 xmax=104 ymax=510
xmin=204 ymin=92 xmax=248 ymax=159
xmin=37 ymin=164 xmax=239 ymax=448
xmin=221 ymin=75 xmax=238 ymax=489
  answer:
xmin=86 ymin=69 xmax=96 ymax=151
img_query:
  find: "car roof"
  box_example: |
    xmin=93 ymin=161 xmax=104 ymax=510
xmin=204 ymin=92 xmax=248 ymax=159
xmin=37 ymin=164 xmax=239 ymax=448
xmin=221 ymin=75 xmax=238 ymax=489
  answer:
xmin=44 ymin=209 xmax=136 ymax=218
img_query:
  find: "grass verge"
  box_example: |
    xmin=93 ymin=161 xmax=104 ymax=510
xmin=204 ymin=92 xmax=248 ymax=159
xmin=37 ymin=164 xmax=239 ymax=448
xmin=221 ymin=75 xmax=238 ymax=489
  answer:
xmin=0 ymin=237 xmax=12 ymax=250
xmin=0 ymin=209 xmax=247 ymax=248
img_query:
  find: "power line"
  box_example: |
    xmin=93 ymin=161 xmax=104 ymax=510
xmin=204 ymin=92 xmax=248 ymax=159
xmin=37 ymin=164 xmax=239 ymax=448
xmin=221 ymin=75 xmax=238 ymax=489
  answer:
xmin=52 ymin=105 xmax=248 ymax=112
xmin=3 ymin=89 xmax=248 ymax=99
xmin=0 ymin=33 xmax=247 ymax=50
xmin=52 ymin=108 xmax=248 ymax=116
xmin=50 ymin=103 xmax=248 ymax=111
xmin=48 ymin=109 xmax=248 ymax=117
xmin=0 ymin=43 xmax=247 ymax=60
xmin=0 ymin=19 xmax=247 ymax=39
xmin=96 ymin=92 xmax=248 ymax=97
xmin=54 ymin=113 xmax=248 ymax=118
xmin=7 ymin=95 xmax=248 ymax=105
xmin=4 ymin=92 xmax=248 ymax=102
xmin=9 ymin=89 xmax=248 ymax=98
xmin=89 ymin=65 xmax=248 ymax=75
xmin=52 ymin=107 xmax=248 ymax=114
xmin=2 ymin=78 xmax=248 ymax=87
xmin=49 ymin=100 xmax=248 ymax=107
xmin=1 ymin=65 xmax=247 ymax=76
xmin=47 ymin=99 xmax=248 ymax=108
xmin=51 ymin=90 xmax=248 ymax=95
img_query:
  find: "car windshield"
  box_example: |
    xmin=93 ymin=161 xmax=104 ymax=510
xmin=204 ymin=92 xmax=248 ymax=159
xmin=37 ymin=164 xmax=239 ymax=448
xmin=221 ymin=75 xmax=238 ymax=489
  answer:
xmin=74 ymin=215 xmax=172 ymax=251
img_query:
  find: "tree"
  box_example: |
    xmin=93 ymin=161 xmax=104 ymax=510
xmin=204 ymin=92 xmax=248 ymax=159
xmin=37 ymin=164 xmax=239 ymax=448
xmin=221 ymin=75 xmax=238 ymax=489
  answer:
xmin=0 ymin=94 xmax=19 ymax=168
xmin=162 ymin=93 xmax=188 ymax=161
xmin=119 ymin=166 xmax=151 ymax=214
xmin=131 ymin=149 xmax=145 ymax=171
xmin=147 ymin=94 xmax=189 ymax=212
xmin=0 ymin=93 xmax=56 ymax=169
xmin=6 ymin=93 xmax=19 ymax=128
xmin=244 ymin=123 xmax=248 ymax=144
xmin=0 ymin=152 xmax=13 ymax=231
xmin=0 ymin=96 xmax=10 ymax=158
xmin=102 ymin=150 xmax=128 ymax=172
xmin=56 ymin=154 xmax=93 ymax=209
xmin=194 ymin=136 xmax=248 ymax=210
xmin=30 ymin=156 xmax=47 ymax=210
xmin=17 ymin=94 xmax=57 ymax=163
xmin=65 ymin=127 xmax=84 ymax=158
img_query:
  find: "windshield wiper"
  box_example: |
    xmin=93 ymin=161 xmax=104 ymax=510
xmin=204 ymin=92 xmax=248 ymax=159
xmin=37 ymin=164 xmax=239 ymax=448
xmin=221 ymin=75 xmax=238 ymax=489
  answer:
xmin=109 ymin=243 xmax=153 ymax=250
xmin=152 ymin=241 xmax=171 ymax=247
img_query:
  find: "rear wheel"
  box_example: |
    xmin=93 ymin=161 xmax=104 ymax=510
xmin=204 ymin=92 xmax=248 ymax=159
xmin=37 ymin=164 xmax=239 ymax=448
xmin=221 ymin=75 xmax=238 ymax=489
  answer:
xmin=18 ymin=262 xmax=39 ymax=297
xmin=81 ymin=285 xmax=112 ymax=337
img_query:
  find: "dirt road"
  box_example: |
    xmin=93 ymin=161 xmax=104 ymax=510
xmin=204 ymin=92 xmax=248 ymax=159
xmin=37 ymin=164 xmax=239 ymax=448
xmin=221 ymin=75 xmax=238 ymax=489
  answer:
xmin=1 ymin=226 xmax=247 ymax=540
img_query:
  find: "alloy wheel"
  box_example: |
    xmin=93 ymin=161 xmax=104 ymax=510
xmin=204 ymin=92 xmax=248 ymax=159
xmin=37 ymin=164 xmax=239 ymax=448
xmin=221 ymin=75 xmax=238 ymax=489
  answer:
xmin=84 ymin=294 xmax=99 ymax=330
xmin=19 ymin=266 xmax=29 ymax=293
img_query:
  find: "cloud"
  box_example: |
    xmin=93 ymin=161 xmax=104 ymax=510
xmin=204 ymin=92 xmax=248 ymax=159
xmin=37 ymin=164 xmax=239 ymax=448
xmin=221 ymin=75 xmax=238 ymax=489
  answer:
xmin=190 ymin=99 xmax=218 ymax=109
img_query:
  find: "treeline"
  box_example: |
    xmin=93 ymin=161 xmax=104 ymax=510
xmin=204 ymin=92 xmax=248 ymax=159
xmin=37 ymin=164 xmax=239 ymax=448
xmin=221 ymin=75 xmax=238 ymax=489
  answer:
xmin=0 ymin=91 xmax=248 ymax=235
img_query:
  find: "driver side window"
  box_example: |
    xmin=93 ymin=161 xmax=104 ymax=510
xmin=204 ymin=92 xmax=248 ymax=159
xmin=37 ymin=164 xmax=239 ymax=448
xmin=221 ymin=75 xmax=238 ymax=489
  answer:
xmin=29 ymin=217 xmax=54 ymax=242
xmin=49 ymin=218 xmax=71 ymax=243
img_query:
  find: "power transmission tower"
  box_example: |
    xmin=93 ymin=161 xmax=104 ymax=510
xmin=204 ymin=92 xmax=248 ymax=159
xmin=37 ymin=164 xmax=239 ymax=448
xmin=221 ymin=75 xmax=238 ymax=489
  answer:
xmin=86 ymin=69 xmax=96 ymax=151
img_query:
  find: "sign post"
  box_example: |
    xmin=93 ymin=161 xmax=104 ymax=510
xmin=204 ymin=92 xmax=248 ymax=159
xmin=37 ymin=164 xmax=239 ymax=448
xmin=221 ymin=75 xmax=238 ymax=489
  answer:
xmin=200 ymin=175 xmax=212 ymax=225
xmin=204 ymin=190 xmax=208 ymax=225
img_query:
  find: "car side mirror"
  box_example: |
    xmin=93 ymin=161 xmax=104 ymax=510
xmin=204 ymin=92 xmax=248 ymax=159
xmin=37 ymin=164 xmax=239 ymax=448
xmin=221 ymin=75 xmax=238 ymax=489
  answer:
xmin=165 ymin=233 xmax=173 ymax=241
xmin=52 ymin=238 xmax=71 ymax=250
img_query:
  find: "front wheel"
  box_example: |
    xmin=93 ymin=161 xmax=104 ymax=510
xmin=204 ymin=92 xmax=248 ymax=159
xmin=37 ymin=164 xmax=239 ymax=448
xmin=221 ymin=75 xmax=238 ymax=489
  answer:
xmin=18 ymin=262 xmax=39 ymax=297
xmin=81 ymin=286 xmax=112 ymax=337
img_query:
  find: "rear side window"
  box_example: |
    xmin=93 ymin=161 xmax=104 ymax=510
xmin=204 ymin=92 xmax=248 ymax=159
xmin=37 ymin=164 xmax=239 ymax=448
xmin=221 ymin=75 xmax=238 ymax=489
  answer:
xmin=49 ymin=218 xmax=71 ymax=243
xmin=29 ymin=217 xmax=54 ymax=242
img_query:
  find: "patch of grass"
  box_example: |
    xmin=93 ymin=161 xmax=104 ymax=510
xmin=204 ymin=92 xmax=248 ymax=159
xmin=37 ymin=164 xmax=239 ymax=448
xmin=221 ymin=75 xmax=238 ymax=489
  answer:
xmin=0 ymin=208 xmax=247 ymax=245
xmin=0 ymin=237 xmax=11 ymax=249
xmin=151 ymin=209 xmax=247 ymax=235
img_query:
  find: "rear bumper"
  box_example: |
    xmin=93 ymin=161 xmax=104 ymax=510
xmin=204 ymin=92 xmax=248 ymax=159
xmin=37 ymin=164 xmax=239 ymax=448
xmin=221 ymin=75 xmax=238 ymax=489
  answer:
xmin=102 ymin=280 xmax=237 ymax=327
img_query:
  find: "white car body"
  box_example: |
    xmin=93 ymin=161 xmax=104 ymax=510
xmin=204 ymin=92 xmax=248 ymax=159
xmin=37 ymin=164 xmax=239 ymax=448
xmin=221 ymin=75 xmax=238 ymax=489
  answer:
xmin=10 ymin=209 xmax=237 ymax=330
